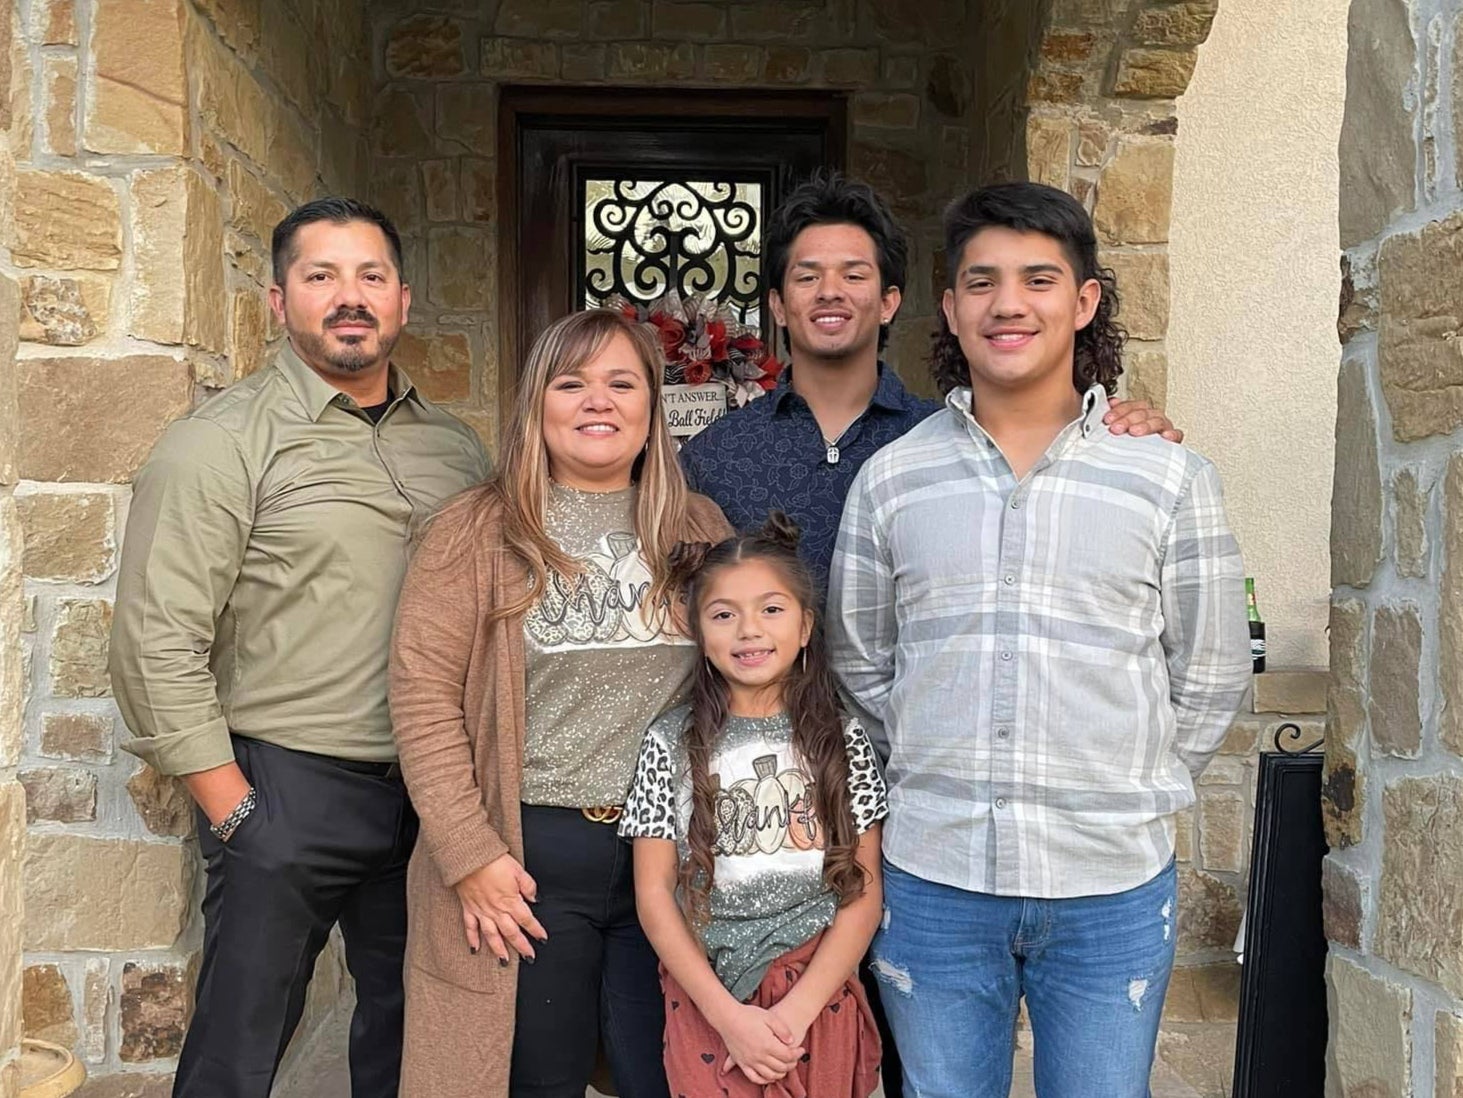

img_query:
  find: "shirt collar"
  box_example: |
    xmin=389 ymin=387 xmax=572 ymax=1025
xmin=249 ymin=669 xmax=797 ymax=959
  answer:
xmin=771 ymin=361 xmax=909 ymax=414
xmin=946 ymin=384 xmax=1112 ymax=450
xmin=1077 ymin=384 xmax=1111 ymax=438
xmin=274 ymin=341 xmax=419 ymax=423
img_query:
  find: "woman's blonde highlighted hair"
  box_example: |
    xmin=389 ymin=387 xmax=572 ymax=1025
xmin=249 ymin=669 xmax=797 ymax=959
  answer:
xmin=483 ymin=307 xmax=693 ymax=619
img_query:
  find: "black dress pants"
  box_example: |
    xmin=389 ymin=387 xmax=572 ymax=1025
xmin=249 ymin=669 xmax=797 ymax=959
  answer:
xmin=173 ymin=736 xmax=418 ymax=1098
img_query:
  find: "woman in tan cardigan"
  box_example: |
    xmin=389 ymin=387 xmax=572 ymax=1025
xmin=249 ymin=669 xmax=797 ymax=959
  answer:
xmin=389 ymin=308 xmax=732 ymax=1098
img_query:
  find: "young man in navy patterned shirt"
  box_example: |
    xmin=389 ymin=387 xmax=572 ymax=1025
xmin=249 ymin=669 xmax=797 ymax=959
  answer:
xmin=677 ymin=171 xmax=1181 ymax=1098
xmin=678 ymin=171 xmax=1178 ymax=596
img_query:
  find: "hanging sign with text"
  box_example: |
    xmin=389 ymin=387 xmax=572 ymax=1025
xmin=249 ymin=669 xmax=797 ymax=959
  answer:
xmin=662 ymin=383 xmax=728 ymax=439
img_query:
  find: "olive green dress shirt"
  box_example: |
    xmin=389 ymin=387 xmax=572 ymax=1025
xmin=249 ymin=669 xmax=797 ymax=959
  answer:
xmin=110 ymin=343 xmax=491 ymax=776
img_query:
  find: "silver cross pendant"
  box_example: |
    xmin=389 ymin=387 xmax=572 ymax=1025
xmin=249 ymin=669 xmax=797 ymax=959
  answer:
xmin=826 ymin=444 xmax=841 ymax=465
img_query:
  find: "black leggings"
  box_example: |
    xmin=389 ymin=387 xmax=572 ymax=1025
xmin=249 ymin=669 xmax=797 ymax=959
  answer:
xmin=510 ymin=804 xmax=670 ymax=1098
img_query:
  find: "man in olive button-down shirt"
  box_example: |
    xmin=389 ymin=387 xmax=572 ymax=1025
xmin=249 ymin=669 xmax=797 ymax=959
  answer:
xmin=110 ymin=198 xmax=488 ymax=1098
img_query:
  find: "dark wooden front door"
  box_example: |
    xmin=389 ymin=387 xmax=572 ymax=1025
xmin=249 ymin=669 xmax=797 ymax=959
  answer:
xmin=498 ymin=87 xmax=845 ymax=420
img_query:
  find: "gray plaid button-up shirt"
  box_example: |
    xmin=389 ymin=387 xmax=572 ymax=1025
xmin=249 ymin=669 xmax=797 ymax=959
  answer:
xmin=829 ymin=385 xmax=1251 ymax=899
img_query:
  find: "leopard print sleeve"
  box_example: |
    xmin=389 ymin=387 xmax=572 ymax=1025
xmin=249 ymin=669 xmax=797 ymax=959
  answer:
xmin=843 ymin=718 xmax=890 ymax=835
xmin=619 ymin=708 xmax=686 ymax=842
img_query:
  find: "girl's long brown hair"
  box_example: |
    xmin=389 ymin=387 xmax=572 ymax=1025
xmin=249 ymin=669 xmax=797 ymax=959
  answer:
xmin=436 ymin=308 xmax=695 ymax=621
xmin=668 ymin=513 xmax=867 ymax=929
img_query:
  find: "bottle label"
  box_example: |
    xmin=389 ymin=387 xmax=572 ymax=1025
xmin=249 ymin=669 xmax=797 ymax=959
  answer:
xmin=1251 ymin=637 xmax=1267 ymax=658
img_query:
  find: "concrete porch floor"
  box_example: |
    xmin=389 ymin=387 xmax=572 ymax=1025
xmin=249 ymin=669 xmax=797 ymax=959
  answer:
xmin=273 ymin=975 xmax=1230 ymax=1098
xmin=280 ymin=1010 xmax=1209 ymax=1098
xmin=590 ymin=1046 xmax=1205 ymax=1097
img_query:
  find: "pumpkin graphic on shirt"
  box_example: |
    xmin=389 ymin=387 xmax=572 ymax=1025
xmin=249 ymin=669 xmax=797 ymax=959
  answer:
xmin=744 ymin=755 xmax=790 ymax=854
xmin=712 ymin=754 xmax=821 ymax=856
xmin=525 ymin=530 xmax=664 ymax=649
xmin=605 ymin=531 xmax=661 ymax=642
xmin=710 ymin=774 xmax=748 ymax=856
xmin=526 ymin=557 xmax=619 ymax=647
xmin=780 ymin=769 xmax=821 ymax=851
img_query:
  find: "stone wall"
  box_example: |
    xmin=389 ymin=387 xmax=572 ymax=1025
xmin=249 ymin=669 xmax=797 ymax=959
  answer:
xmin=370 ymin=0 xmax=989 ymax=444
xmin=6 ymin=1 xmax=368 ymax=1091
xmin=1325 ymin=0 xmax=1463 ymax=1095
xmin=1015 ymin=0 xmax=1219 ymax=414
xmin=1 ymin=6 xmax=26 ymax=1096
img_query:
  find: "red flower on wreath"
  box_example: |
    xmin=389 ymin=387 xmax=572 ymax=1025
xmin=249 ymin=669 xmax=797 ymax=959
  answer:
xmin=730 ymin=334 xmax=763 ymax=358
xmin=648 ymin=313 xmax=687 ymax=364
xmin=707 ymin=319 xmax=728 ymax=361
xmin=683 ymin=359 xmax=713 ymax=386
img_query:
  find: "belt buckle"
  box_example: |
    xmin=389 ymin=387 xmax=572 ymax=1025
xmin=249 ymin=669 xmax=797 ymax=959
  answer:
xmin=581 ymin=805 xmax=623 ymax=825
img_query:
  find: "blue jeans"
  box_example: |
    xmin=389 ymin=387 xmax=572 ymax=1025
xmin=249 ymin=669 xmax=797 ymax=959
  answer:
xmin=870 ymin=859 xmax=1177 ymax=1098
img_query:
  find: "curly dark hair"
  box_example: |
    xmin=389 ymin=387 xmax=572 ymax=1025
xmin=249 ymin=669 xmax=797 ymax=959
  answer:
xmin=766 ymin=169 xmax=910 ymax=354
xmin=930 ymin=182 xmax=1126 ymax=397
xmin=666 ymin=513 xmax=867 ymax=931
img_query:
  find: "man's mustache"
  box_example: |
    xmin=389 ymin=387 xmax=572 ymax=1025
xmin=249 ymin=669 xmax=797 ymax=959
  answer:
xmin=325 ymin=308 xmax=377 ymax=328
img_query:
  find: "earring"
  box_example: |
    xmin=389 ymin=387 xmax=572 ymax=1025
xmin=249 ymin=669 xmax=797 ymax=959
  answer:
xmin=800 ymin=647 xmax=807 ymax=673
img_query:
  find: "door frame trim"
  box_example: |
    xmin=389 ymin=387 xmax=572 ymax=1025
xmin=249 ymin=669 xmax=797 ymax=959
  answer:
xmin=496 ymin=86 xmax=848 ymax=429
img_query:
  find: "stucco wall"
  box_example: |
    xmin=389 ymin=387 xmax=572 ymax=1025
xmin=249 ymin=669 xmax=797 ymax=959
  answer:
xmin=1167 ymin=0 xmax=1346 ymax=669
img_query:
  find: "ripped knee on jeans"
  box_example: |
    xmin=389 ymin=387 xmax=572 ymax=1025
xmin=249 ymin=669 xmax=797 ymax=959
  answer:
xmin=1126 ymin=978 xmax=1150 ymax=1011
xmin=869 ymin=955 xmax=915 ymax=996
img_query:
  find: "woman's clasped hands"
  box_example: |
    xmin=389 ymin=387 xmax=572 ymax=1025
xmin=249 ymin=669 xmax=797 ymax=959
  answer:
xmin=454 ymin=853 xmax=548 ymax=964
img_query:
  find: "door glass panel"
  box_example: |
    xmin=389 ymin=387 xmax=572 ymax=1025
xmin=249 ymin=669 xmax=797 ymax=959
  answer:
xmin=580 ymin=179 xmax=764 ymax=328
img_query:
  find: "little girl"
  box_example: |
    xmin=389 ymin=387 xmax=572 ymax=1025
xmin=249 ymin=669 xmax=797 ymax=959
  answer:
xmin=620 ymin=513 xmax=887 ymax=1098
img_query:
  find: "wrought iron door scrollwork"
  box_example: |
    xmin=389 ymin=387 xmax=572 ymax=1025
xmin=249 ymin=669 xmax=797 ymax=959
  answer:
xmin=1273 ymin=720 xmax=1324 ymax=755
xmin=582 ymin=179 xmax=763 ymax=325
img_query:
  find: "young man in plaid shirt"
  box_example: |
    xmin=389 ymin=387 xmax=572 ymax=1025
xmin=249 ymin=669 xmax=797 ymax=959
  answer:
xmin=829 ymin=182 xmax=1251 ymax=1097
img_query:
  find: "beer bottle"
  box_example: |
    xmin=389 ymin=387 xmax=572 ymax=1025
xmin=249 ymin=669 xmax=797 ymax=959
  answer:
xmin=1246 ymin=577 xmax=1266 ymax=674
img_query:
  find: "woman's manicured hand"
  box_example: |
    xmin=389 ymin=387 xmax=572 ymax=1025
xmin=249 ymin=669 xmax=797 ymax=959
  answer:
xmin=714 ymin=1002 xmax=803 ymax=1085
xmin=453 ymin=853 xmax=546 ymax=963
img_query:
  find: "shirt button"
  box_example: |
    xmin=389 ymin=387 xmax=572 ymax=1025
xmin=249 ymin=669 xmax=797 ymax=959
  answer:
xmin=1000 ymin=651 xmax=1013 ymax=661
xmin=997 ymin=727 xmax=1010 ymax=739
xmin=1011 ymin=498 xmax=1022 ymax=510
xmin=1003 ymin=574 xmax=1015 ymax=585
xmin=995 ymin=798 xmax=1008 ymax=810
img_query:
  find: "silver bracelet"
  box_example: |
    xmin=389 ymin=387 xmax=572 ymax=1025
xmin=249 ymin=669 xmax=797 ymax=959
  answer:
xmin=210 ymin=786 xmax=257 ymax=842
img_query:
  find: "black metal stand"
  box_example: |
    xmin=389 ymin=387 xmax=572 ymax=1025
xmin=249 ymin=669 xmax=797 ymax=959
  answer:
xmin=1231 ymin=722 xmax=1329 ymax=1097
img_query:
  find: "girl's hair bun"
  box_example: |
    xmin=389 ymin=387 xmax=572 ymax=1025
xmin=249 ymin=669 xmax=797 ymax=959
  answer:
xmin=757 ymin=510 xmax=802 ymax=553
xmin=668 ymin=540 xmax=713 ymax=587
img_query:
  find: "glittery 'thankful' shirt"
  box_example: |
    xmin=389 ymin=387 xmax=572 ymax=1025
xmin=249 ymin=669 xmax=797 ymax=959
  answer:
xmin=521 ymin=483 xmax=695 ymax=807
xmin=621 ymin=707 xmax=888 ymax=1000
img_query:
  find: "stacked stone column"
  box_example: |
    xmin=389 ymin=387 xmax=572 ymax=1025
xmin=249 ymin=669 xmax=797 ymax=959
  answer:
xmin=992 ymin=0 xmax=1223 ymax=414
xmin=3 ymin=1 xmax=368 ymax=1092
xmin=1 ymin=5 xmax=27 ymax=1096
xmin=0 ymin=41 xmax=24 ymax=1096
xmin=1324 ymin=0 xmax=1463 ymax=1094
